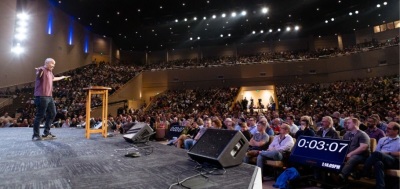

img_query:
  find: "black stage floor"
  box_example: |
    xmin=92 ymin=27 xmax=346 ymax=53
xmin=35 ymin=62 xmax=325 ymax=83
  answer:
xmin=0 ymin=128 xmax=259 ymax=189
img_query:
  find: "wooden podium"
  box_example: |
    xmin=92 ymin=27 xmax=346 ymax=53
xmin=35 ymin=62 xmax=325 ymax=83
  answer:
xmin=83 ymin=86 xmax=111 ymax=139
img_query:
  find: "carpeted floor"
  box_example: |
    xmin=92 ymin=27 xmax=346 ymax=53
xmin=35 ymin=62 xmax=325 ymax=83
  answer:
xmin=0 ymin=128 xmax=258 ymax=189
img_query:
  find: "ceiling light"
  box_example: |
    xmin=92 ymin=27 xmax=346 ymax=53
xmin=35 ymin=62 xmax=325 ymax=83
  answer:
xmin=160 ymin=6 xmax=163 ymax=9
xmin=261 ymin=7 xmax=268 ymax=14
xmin=383 ymin=2 xmax=387 ymax=5
xmin=260 ymin=30 xmax=264 ymax=33
xmin=17 ymin=13 xmax=29 ymax=20
xmin=286 ymin=27 xmax=291 ymax=31
xmin=182 ymin=3 xmax=185 ymax=6
xmin=252 ymin=31 xmax=256 ymax=34
xmin=221 ymin=13 xmax=226 ymax=18
xmin=325 ymin=20 xmax=328 ymax=23
xmin=228 ymin=34 xmax=231 ymax=37
xmin=294 ymin=25 xmax=300 ymax=31
xmin=269 ymin=29 xmax=273 ymax=33
xmin=97 ymin=15 xmax=100 ymax=17
xmin=197 ymin=37 xmax=200 ymax=40
xmin=231 ymin=12 xmax=237 ymax=17
xmin=241 ymin=10 xmax=247 ymax=16
xmin=193 ymin=17 xmax=197 ymax=21
xmin=316 ymin=8 xmax=319 ymax=11
xmin=203 ymin=16 xmax=206 ymax=20
xmin=190 ymin=37 xmax=193 ymax=40
xmin=175 ymin=19 xmax=178 ymax=22
xmin=377 ymin=4 xmax=381 ymax=8
xmin=184 ymin=18 xmax=187 ymax=21
xmin=212 ymin=15 xmax=216 ymax=19
xmin=331 ymin=18 xmax=334 ymax=21
xmin=138 ymin=9 xmax=140 ymax=12
xmin=220 ymin=34 xmax=223 ymax=37
xmin=355 ymin=10 xmax=359 ymax=14
xmin=117 ymin=12 xmax=120 ymax=15
xmin=277 ymin=28 xmax=281 ymax=32
xmin=349 ymin=12 xmax=353 ymax=16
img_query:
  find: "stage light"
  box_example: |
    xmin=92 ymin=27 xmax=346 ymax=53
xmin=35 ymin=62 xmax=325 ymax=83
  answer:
xmin=184 ymin=18 xmax=187 ymax=21
xmin=331 ymin=18 xmax=335 ymax=21
xmin=325 ymin=20 xmax=328 ymax=23
xmin=228 ymin=34 xmax=231 ymax=37
xmin=175 ymin=19 xmax=178 ymax=22
xmin=252 ymin=31 xmax=256 ymax=34
xmin=193 ymin=17 xmax=197 ymax=21
xmin=241 ymin=10 xmax=247 ymax=16
xmin=221 ymin=13 xmax=226 ymax=18
xmin=190 ymin=37 xmax=193 ymax=40
xmin=277 ymin=28 xmax=281 ymax=32
xmin=286 ymin=27 xmax=291 ymax=31
xmin=14 ymin=33 xmax=26 ymax=40
xmin=260 ymin=30 xmax=264 ymax=33
xmin=11 ymin=43 xmax=24 ymax=54
xmin=269 ymin=29 xmax=273 ymax=33
xmin=203 ymin=16 xmax=206 ymax=20
xmin=349 ymin=12 xmax=353 ymax=16
xmin=261 ymin=7 xmax=268 ymax=14
xmin=17 ymin=13 xmax=29 ymax=20
xmin=377 ymin=4 xmax=381 ymax=8
xmin=16 ymin=26 xmax=27 ymax=33
xmin=231 ymin=12 xmax=237 ymax=17
xmin=17 ymin=20 xmax=27 ymax=27
xmin=383 ymin=2 xmax=387 ymax=5
xmin=220 ymin=34 xmax=223 ymax=37
xmin=294 ymin=25 xmax=300 ymax=31
xmin=197 ymin=36 xmax=200 ymax=40
xmin=355 ymin=10 xmax=359 ymax=14
xmin=212 ymin=15 xmax=216 ymax=19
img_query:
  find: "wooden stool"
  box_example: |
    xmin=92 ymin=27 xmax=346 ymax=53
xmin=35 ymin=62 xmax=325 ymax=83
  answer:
xmin=83 ymin=86 xmax=111 ymax=139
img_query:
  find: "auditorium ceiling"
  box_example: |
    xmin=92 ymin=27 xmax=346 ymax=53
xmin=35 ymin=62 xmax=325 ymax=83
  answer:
xmin=49 ymin=0 xmax=399 ymax=51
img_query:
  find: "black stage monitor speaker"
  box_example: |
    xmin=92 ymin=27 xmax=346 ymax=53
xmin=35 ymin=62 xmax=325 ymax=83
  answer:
xmin=123 ymin=122 xmax=154 ymax=143
xmin=187 ymin=129 xmax=249 ymax=168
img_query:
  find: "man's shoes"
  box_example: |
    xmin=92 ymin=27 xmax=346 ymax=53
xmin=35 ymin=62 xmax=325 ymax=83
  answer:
xmin=32 ymin=135 xmax=42 ymax=141
xmin=42 ymin=133 xmax=56 ymax=139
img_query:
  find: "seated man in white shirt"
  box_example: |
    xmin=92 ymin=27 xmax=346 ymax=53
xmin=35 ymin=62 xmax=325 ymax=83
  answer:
xmin=256 ymin=124 xmax=294 ymax=175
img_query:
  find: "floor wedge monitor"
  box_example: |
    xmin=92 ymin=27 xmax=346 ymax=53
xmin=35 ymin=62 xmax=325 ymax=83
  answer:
xmin=187 ymin=129 xmax=249 ymax=168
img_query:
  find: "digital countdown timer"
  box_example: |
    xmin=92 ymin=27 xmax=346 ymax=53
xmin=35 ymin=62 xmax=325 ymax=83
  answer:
xmin=289 ymin=136 xmax=350 ymax=170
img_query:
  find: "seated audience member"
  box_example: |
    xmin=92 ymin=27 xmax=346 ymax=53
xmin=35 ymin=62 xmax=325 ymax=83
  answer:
xmin=62 ymin=118 xmax=70 ymax=127
xmin=223 ymin=118 xmax=234 ymax=130
xmin=240 ymin=122 xmax=252 ymax=141
xmin=211 ymin=118 xmax=223 ymax=129
xmin=285 ymin=115 xmax=299 ymax=136
xmin=295 ymin=119 xmax=316 ymax=139
xmin=316 ymin=116 xmax=340 ymax=139
xmin=184 ymin=118 xmax=211 ymax=150
xmin=247 ymin=117 xmax=258 ymax=135
xmin=370 ymin=114 xmax=388 ymax=132
xmin=270 ymin=118 xmax=283 ymax=135
xmin=362 ymin=122 xmax=400 ymax=189
xmin=174 ymin=119 xmax=195 ymax=148
xmin=9 ymin=119 xmax=19 ymax=127
xmin=338 ymin=118 xmax=370 ymax=182
xmin=69 ymin=118 xmax=78 ymax=127
xmin=333 ymin=116 xmax=345 ymax=136
xmin=256 ymin=124 xmax=294 ymax=174
xmin=244 ymin=121 xmax=269 ymax=163
xmin=365 ymin=116 xmax=386 ymax=141
xmin=259 ymin=117 xmax=274 ymax=136
xmin=19 ymin=119 xmax=29 ymax=127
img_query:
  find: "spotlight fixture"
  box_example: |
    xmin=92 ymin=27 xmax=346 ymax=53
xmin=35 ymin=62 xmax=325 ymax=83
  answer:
xmin=261 ymin=7 xmax=268 ymax=14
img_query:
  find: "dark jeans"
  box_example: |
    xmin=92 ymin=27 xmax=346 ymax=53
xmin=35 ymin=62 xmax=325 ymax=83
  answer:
xmin=363 ymin=151 xmax=400 ymax=189
xmin=33 ymin=96 xmax=56 ymax=136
